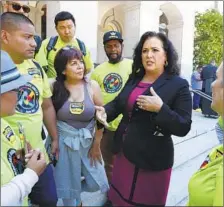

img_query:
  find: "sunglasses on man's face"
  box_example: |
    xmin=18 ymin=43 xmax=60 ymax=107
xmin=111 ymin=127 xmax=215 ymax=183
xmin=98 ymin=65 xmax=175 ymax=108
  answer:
xmin=9 ymin=2 xmax=31 ymax=13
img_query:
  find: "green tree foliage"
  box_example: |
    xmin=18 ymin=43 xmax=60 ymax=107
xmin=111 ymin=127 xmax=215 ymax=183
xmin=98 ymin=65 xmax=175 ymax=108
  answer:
xmin=193 ymin=9 xmax=223 ymax=69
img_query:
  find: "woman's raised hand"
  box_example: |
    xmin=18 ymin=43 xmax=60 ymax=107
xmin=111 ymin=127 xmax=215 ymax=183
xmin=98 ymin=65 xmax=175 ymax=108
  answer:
xmin=95 ymin=106 xmax=109 ymax=128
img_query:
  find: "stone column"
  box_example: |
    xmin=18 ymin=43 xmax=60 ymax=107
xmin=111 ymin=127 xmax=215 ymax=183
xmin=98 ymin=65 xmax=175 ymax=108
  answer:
xmin=180 ymin=13 xmax=195 ymax=82
xmin=0 ymin=2 xmax=3 ymax=14
xmin=123 ymin=2 xmax=141 ymax=58
xmin=139 ymin=1 xmax=161 ymax=36
xmin=46 ymin=1 xmax=60 ymax=37
xmin=122 ymin=1 xmax=161 ymax=58
xmin=59 ymin=1 xmax=98 ymax=63
xmin=28 ymin=6 xmax=36 ymax=24
xmin=35 ymin=8 xmax=44 ymax=37
xmin=96 ymin=24 xmax=108 ymax=64
xmin=167 ymin=21 xmax=184 ymax=66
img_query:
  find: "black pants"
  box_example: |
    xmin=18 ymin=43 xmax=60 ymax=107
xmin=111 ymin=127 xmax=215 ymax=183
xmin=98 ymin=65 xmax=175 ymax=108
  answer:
xmin=193 ymin=90 xmax=201 ymax=109
xmin=201 ymin=90 xmax=218 ymax=116
xmin=29 ymin=164 xmax=58 ymax=206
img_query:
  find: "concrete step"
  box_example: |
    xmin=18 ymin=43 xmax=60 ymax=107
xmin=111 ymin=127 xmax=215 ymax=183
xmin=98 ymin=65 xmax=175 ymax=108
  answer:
xmin=166 ymin=148 xmax=212 ymax=206
xmin=173 ymin=111 xmax=218 ymax=146
xmin=172 ymin=129 xmax=219 ymax=169
xmin=166 ymin=130 xmax=219 ymax=206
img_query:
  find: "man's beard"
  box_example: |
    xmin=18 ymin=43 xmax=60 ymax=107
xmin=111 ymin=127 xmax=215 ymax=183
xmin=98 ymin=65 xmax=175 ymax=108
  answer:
xmin=106 ymin=52 xmax=123 ymax=64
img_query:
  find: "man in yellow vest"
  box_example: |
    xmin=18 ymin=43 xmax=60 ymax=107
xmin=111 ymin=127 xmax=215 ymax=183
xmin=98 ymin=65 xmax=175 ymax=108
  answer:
xmin=91 ymin=31 xmax=133 ymax=181
xmin=35 ymin=11 xmax=93 ymax=78
xmin=1 ymin=50 xmax=47 ymax=206
xmin=187 ymin=62 xmax=223 ymax=206
xmin=2 ymin=1 xmax=42 ymax=58
xmin=1 ymin=12 xmax=58 ymax=206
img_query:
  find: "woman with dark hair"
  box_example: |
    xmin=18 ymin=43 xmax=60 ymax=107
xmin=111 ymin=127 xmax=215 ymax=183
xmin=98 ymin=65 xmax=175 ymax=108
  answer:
xmin=96 ymin=31 xmax=192 ymax=206
xmin=45 ymin=46 xmax=109 ymax=207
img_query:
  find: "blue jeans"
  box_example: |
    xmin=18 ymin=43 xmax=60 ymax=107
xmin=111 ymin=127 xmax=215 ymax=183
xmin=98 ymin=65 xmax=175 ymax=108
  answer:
xmin=193 ymin=90 xmax=201 ymax=109
xmin=29 ymin=164 xmax=58 ymax=206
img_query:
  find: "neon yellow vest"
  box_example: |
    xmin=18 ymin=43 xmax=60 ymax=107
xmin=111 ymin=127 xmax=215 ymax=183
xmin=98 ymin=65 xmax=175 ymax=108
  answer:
xmin=1 ymin=119 xmax=28 ymax=205
xmin=4 ymin=59 xmax=52 ymax=163
xmin=187 ymin=145 xmax=223 ymax=206
xmin=91 ymin=59 xmax=133 ymax=131
xmin=35 ymin=37 xmax=93 ymax=78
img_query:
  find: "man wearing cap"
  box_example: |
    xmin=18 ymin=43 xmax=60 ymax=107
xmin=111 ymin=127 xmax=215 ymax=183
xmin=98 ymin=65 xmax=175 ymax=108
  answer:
xmin=0 ymin=50 xmax=47 ymax=206
xmin=35 ymin=11 xmax=93 ymax=78
xmin=91 ymin=31 xmax=133 ymax=181
xmin=1 ymin=12 xmax=58 ymax=206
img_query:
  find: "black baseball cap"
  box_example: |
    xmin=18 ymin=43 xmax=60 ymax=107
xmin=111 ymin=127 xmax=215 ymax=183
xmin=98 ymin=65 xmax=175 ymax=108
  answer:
xmin=103 ymin=31 xmax=123 ymax=45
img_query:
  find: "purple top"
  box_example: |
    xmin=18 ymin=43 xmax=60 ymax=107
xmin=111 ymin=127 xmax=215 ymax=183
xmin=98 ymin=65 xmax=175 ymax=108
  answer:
xmin=127 ymin=82 xmax=152 ymax=115
xmin=57 ymin=82 xmax=95 ymax=129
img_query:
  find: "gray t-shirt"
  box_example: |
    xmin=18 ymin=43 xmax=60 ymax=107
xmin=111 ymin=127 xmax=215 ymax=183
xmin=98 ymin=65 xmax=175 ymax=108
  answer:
xmin=57 ymin=82 xmax=95 ymax=131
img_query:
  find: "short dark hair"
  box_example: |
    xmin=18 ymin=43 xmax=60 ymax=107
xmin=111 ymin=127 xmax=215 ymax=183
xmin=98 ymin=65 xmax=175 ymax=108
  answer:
xmin=54 ymin=11 xmax=76 ymax=27
xmin=131 ymin=31 xmax=180 ymax=80
xmin=1 ymin=12 xmax=34 ymax=32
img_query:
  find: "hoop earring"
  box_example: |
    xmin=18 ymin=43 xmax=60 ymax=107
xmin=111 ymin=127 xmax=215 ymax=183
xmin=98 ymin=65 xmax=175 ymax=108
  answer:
xmin=165 ymin=60 xmax=168 ymax=67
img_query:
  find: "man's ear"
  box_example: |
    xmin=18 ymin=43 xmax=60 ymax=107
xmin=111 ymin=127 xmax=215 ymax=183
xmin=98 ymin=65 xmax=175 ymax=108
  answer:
xmin=1 ymin=30 xmax=10 ymax=44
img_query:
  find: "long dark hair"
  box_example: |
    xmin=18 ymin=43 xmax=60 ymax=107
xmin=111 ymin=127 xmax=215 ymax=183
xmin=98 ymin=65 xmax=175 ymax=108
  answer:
xmin=52 ymin=47 xmax=86 ymax=113
xmin=130 ymin=31 xmax=180 ymax=81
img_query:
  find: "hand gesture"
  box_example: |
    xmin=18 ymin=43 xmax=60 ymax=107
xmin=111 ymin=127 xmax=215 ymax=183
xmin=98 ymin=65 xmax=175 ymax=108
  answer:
xmin=16 ymin=140 xmax=32 ymax=161
xmin=51 ymin=140 xmax=59 ymax=160
xmin=95 ymin=106 xmax=109 ymax=128
xmin=26 ymin=140 xmax=32 ymax=153
xmin=136 ymin=87 xmax=163 ymax=112
xmin=26 ymin=149 xmax=47 ymax=176
xmin=88 ymin=144 xmax=102 ymax=167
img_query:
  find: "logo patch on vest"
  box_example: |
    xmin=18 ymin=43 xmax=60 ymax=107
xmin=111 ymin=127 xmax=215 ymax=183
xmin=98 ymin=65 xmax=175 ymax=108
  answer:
xmin=199 ymin=149 xmax=223 ymax=170
xmin=3 ymin=126 xmax=16 ymax=144
xmin=28 ymin=67 xmax=42 ymax=80
xmin=16 ymin=82 xmax=40 ymax=114
xmin=70 ymin=102 xmax=85 ymax=114
xmin=103 ymin=73 xmax=122 ymax=93
xmin=28 ymin=67 xmax=41 ymax=76
xmin=7 ymin=148 xmax=24 ymax=175
xmin=199 ymin=155 xmax=210 ymax=169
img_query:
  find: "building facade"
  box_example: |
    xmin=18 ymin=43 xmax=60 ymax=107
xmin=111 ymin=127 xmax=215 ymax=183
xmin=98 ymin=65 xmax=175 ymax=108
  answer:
xmin=1 ymin=1 xmax=222 ymax=81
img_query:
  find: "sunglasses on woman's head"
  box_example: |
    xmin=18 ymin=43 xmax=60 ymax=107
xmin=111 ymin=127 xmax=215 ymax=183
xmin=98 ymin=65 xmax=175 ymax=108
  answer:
xmin=9 ymin=2 xmax=30 ymax=13
xmin=62 ymin=46 xmax=74 ymax=51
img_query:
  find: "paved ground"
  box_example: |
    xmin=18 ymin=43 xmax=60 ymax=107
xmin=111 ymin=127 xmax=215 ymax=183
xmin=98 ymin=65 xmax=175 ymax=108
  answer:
xmin=57 ymin=111 xmax=219 ymax=206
